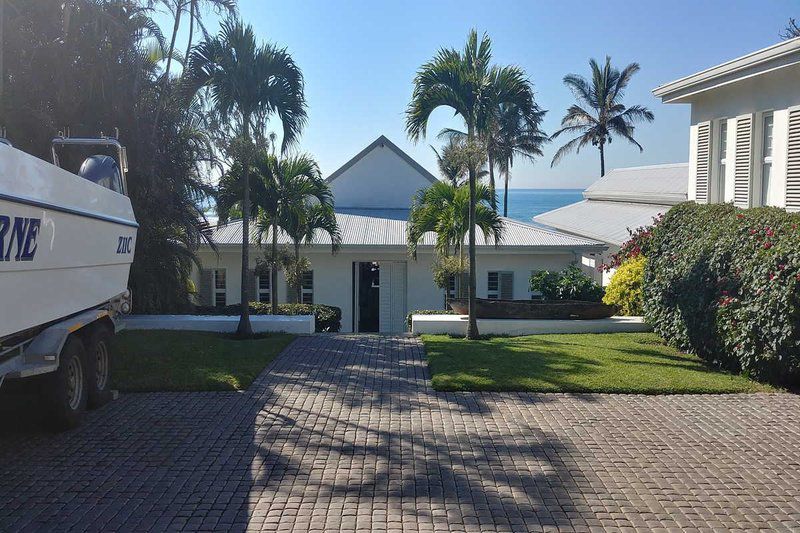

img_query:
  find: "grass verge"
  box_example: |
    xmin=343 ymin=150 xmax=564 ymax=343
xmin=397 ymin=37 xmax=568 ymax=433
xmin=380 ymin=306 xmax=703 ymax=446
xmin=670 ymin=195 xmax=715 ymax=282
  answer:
xmin=111 ymin=330 xmax=295 ymax=392
xmin=422 ymin=332 xmax=774 ymax=394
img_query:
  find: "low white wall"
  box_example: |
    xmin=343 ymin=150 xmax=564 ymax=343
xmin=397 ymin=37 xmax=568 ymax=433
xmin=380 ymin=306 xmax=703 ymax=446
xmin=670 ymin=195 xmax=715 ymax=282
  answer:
xmin=122 ymin=315 xmax=315 ymax=335
xmin=411 ymin=314 xmax=651 ymax=336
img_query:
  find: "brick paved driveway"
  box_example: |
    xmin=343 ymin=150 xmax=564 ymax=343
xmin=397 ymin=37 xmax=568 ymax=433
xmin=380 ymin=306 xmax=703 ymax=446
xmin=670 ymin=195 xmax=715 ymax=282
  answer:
xmin=1 ymin=335 xmax=800 ymax=532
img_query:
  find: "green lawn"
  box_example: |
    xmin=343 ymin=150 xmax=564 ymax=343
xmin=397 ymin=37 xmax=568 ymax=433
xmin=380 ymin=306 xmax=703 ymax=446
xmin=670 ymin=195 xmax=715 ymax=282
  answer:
xmin=111 ymin=330 xmax=296 ymax=392
xmin=422 ymin=332 xmax=774 ymax=394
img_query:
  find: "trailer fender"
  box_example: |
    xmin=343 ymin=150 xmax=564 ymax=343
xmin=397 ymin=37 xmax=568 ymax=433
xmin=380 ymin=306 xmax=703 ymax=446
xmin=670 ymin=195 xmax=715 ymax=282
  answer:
xmin=13 ymin=310 xmax=114 ymax=378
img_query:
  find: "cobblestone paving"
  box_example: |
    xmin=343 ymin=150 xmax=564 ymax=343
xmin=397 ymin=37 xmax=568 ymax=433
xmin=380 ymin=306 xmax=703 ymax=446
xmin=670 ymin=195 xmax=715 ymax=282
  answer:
xmin=1 ymin=334 xmax=800 ymax=532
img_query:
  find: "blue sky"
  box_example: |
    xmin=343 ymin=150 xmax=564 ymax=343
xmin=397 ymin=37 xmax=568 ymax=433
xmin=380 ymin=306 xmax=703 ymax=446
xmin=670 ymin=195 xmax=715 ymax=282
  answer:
xmin=157 ymin=0 xmax=797 ymax=188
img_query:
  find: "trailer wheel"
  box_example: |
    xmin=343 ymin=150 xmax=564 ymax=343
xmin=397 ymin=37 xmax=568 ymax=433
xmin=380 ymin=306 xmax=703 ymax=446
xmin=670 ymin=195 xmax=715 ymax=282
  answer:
xmin=86 ymin=325 xmax=114 ymax=408
xmin=42 ymin=336 xmax=88 ymax=431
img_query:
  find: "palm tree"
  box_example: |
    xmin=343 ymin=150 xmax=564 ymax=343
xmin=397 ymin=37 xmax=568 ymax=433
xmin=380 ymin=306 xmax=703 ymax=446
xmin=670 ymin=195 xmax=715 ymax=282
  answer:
xmin=408 ymin=181 xmax=502 ymax=300
xmin=431 ymin=138 xmax=467 ymax=187
xmin=408 ymin=180 xmax=503 ymax=262
xmin=184 ymin=19 xmax=306 ymax=336
xmin=406 ymin=29 xmax=534 ymax=338
xmin=252 ymin=153 xmax=333 ymax=314
xmin=282 ymin=202 xmax=341 ymax=303
xmin=550 ymin=56 xmax=654 ymax=176
xmin=494 ymin=104 xmax=548 ymax=217
xmin=182 ymin=0 xmax=237 ymax=68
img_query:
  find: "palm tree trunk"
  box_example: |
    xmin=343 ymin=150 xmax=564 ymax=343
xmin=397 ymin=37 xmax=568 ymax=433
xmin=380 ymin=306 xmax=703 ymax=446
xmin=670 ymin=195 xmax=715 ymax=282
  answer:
xmin=294 ymin=241 xmax=302 ymax=303
xmin=183 ymin=0 xmax=195 ymax=70
xmin=151 ymin=3 xmax=182 ymax=142
xmin=164 ymin=3 xmax=181 ymax=81
xmin=466 ymin=126 xmax=479 ymax=339
xmin=599 ymin=142 xmax=605 ymax=177
xmin=488 ymin=152 xmax=497 ymax=211
xmin=271 ymin=218 xmax=279 ymax=314
xmin=503 ymin=168 xmax=510 ymax=218
xmin=237 ymin=119 xmax=253 ymax=337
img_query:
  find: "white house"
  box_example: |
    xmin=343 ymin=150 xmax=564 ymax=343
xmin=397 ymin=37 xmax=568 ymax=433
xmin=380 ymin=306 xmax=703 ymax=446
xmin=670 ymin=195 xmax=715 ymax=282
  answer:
xmin=534 ymin=163 xmax=688 ymax=285
xmin=193 ymin=135 xmax=605 ymax=332
xmin=653 ymin=37 xmax=800 ymax=211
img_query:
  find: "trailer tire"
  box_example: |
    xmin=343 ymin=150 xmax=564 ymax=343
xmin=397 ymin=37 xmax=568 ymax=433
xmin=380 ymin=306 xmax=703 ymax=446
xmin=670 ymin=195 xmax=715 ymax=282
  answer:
xmin=42 ymin=336 xmax=88 ymax=431
xmin=86 ymin=325 xmax=114 ymax=408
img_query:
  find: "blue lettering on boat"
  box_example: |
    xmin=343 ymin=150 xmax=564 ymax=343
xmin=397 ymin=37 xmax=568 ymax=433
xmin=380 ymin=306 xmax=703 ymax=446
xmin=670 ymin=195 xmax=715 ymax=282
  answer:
xmin=0 ymin=215 xmax=41 ymax=261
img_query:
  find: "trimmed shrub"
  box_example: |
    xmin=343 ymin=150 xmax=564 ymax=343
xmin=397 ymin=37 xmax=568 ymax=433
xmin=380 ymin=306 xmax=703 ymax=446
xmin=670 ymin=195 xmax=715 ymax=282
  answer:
xmin=603 ymin=256 xmax=646 ymax=316
xmin=529 ymin=264 xmax=604 ymax=302
xmin=194 ymin=302 xmax=342 ymax=332
xmin=644 ymin=202 xmax=800 ymax=384
xmin=406 ymin=309 xmax=456 ymax=330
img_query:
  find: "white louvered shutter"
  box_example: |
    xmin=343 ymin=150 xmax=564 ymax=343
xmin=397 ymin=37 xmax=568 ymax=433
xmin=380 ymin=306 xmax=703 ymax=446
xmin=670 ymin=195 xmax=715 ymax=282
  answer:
xmin=199 ymin=269 xmax=213 ymax=306
xmin=734 ymin=114 xmax=754 ymax=208
xmin=786 ymin=107 xmax=800 ymax=212
xmin=695 ymin=122 xmax=711 ymax=204
xmin=499 ymin=272 xmax=514 ymax=300
xmin=378 ymin=262 xmax=408 ymax=332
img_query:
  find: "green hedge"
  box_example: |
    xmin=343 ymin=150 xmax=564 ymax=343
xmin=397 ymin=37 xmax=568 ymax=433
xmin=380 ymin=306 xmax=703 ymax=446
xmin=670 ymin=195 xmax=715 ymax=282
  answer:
xmin=406 ymin=309 xmax=456 ymax=330
xmin=195 ymin=302 xmax=341 ymax=332
xmin=644 ymin=202 xmax=800 ymax=384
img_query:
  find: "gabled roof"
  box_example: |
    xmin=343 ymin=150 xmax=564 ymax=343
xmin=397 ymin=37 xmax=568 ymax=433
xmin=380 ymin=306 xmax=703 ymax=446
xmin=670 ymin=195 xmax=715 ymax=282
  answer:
xmin=653 ymin=37 xmax=800 ymax=104
xmin=325 ymin=135 xmax=438 ymax=185
xmin=208 ymin=210 xmax=604 ymax=250
xmin=583 ymin=163 xmax=688 ymax=205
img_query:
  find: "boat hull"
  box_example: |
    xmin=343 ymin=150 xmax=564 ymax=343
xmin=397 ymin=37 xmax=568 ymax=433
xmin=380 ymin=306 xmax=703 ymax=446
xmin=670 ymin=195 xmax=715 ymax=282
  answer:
xmin=0 ymin=145 xmax=137 ymax=338
xmin=448 ymin=298 xmax=618 ymax=320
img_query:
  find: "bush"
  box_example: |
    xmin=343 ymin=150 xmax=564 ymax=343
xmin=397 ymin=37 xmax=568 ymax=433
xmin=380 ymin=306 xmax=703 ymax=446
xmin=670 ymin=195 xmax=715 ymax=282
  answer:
xmin=529 ymin=265 xmax=604 ymax=302
xmin=406 ymin=309 xmax=456 ymax=330
xmin=194 ymin=302 xmax=342 ymax=332
xmin=603 ymin=256 xmax=646 ymax=315
xmin=644 ymin=202 xmax=800 ymax=384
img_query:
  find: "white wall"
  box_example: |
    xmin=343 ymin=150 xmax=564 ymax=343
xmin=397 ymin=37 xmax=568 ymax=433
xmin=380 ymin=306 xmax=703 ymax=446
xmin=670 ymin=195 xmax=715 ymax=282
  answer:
xmin=193 ymin=246 xmax=580 ymax=332
xmin=686 ymin=64 xmax=800 ymax=208
xmin=329 ymin=142 xmax=435 ymax=208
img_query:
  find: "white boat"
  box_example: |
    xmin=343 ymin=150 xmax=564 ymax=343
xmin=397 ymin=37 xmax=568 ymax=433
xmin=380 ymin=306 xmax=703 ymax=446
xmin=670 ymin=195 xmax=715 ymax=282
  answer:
xmin=0 ymin=136 xmax=137 ymax=340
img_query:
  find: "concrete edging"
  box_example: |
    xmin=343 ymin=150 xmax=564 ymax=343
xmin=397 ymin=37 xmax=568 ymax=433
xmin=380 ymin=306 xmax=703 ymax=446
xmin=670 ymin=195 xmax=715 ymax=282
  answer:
xmin=411 ymin=314 xmax=651 ymax=336
xmin=122 ymin=314 xmax=315 ymax=335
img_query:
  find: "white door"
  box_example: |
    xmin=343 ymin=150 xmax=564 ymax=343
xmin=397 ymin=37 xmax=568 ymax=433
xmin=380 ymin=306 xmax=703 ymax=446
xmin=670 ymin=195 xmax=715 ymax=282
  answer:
xmin=378 ymin=261 xmax=407 ymax=332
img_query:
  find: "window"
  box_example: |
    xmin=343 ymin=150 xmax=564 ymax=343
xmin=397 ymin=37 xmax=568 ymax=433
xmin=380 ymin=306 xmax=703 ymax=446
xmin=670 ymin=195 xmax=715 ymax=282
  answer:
xmin=301 ymin=271 xmax=313 ymax=304
xmin=760 ymin=113 xmax=774 ymax=206
xmin=257 ymin=273 xmax=271 ymax=303
xmin=717 ymin=120 xmax=728 ymax=202
xmin=487 ymin=271 xmax=513 ymax=300
xmin=213 ymin=269 xmax=226 ymax=308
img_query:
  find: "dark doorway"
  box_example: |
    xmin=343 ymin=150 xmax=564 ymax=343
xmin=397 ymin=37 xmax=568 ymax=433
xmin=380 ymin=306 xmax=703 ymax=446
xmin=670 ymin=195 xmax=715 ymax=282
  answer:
xmin=357 ymin=262 xmax=380 ymax=332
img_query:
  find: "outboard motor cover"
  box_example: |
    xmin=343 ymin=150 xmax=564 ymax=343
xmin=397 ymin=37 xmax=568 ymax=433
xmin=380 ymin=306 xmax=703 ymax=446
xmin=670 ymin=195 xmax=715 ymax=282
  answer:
xmin=78 ymin=155 xmax=123 ymax=194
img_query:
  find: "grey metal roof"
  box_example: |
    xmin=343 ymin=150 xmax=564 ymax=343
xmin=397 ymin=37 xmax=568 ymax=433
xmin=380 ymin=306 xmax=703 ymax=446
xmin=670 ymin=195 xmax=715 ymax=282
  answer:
xmin=209 ymin=209 xmax=603 ymax=249
xmin=534 ymin=200 xmax=670 ymax=247
xmin=583 ymin=163 xmax=688 ymax=205
xmin=325 ymin=135 xmax=439 ymax=185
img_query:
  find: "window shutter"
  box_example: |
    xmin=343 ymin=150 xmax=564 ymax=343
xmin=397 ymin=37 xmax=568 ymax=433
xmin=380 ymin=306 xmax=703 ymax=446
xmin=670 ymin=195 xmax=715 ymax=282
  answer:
xmin=199 ymin=269 xmax=213 ymax=306
xmin=786 ymin=107 xmax=800 ymax=212
xmin=499 ymin=272 xmax=514 ymax=300
xmin=734 ymin=114 xmax=754 ymax=208
xmin=695 ymin=121 xmax=711 ymax=204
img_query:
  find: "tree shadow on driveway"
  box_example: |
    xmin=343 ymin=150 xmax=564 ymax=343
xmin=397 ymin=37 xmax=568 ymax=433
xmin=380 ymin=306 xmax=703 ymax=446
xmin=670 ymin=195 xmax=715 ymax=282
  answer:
xmin=0 ymin=334 xmax=595 ymax=531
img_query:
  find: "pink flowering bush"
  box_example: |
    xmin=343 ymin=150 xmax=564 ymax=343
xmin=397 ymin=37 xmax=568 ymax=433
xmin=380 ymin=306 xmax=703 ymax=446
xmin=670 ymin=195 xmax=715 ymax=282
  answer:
xmin=644 ymin=202 xmax=800 ymax=384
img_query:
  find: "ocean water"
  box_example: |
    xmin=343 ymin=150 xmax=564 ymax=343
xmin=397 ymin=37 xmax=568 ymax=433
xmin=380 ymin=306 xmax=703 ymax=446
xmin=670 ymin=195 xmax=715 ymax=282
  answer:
xmin=501 ymin=188 xmax=583 ymax=223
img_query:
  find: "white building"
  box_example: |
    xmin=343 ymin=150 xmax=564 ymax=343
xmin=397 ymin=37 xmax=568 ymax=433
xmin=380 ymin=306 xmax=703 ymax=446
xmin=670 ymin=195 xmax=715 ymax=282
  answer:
xmin=653 ymin=37 xmax=800 ymax=211
xmin=193 ymin=135 xmax=605 ymax=332
xmin=534 ymin=164 xmax=688 ymax=285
